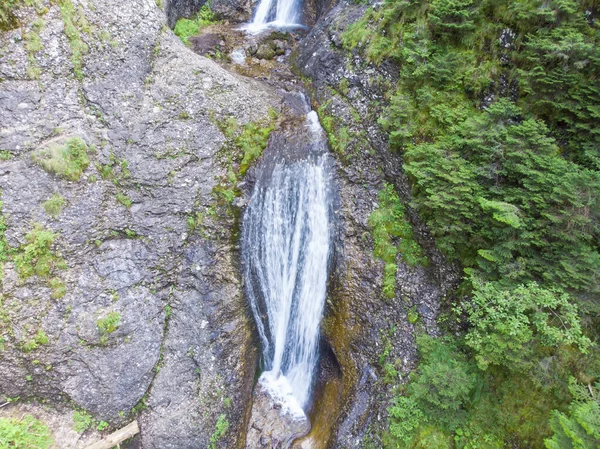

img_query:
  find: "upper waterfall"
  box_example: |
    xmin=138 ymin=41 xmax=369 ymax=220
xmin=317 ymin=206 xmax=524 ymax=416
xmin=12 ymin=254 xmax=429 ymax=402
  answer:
xmin=243 ymin=0 xmax=304 ymax=33
xmin=242 ymin=109 xmax=332 ymax=419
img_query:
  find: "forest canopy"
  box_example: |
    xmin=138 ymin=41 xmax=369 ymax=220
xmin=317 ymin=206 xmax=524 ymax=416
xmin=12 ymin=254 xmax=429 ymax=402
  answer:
xmin=343 ymin=0 xmax=600 ymax=447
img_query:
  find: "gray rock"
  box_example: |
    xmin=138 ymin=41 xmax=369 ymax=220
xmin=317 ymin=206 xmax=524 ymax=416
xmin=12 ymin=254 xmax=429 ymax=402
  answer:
xmin=0 ymin=0 xmax=278 ymax=446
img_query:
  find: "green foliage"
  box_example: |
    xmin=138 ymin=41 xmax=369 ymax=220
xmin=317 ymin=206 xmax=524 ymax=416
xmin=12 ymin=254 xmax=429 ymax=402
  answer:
xmin=173 ymin=3 xmax=217 ymax=45
xmin=462 ymin=281 xmax=590 ymax=371
xmin=209 ymin=414 xmax=229 ymax=449
xmin=73 ymin=410 xmax=93 ymax=433
xmin=0 ymin=414 xmax=53 ymax=448
xmin=13 ymin=224 xmax=62 ymax=279
xmin=43 ymin=193 xmax=65 ymax=218
xmin=32 ymin=137 xmax=90 ymax=181
xmin=369 ymin=183 xmax=427 ymax=299
xmin=346 ymin=1 xmax=600 ymax=447
xmin=97 ymin=312 xmax=120 ymax=334
xmin=22 ymin=329 xmax=49 ymax=352
xmin=115 ymin=192 xmax=132 ymax=208
xmin=97 ymin=311 xmax=121 ymax=345
xmin=237 ymin=120 xmax=275 ymax=175
xmin=0 ymin=0 xmax=27 ymax=31
xmin=545 ymin=379 xmax=600 ymax=449
xmin=49 ymin=277 xmax=66 ymax=299
xmin=56 ymin=0 xmax=89 ymax=79
xmin=24 ymin=17 xmax=44 ymax=79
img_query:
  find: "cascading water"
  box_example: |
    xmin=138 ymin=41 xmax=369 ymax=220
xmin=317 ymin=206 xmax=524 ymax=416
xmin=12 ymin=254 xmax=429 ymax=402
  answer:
xmin=242 ymin=110 xmax=332 ymax=420
xmin=243 ymin=0 xmax=303 ymax=33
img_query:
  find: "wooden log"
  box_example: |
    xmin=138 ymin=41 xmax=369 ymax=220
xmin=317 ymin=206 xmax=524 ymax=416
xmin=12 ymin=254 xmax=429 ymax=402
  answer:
xmin=84 ymin=420 xmax=139 ymax=449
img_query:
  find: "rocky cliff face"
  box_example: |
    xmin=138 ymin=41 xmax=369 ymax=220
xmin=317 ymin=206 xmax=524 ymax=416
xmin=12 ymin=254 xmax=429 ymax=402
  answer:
xmin=0 ymin=0 xmax=279 ymax=447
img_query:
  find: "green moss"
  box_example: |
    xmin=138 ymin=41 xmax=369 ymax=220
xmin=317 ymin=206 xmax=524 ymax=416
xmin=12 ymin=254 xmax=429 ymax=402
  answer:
xmin=369 ymin=183 xmax=427 ymax=299
xmin=237 ymin=120 xmax=275 ymax=175
xmin=73 ymin=410 xmax=93 ymax=433
xmin=0 ymin=414 xmax=53 ymax=448
xmin=43 ymin=193 xmax=65 ymax=218
xmin=49 ymin=277 xmax=66 ymax=299
xmin=14 ymin=224 xmax=63 ymax=279
xmin=173 ymin=3 xmax=217 ymax=46
xmin=209 ymin=414 xmax=229 ymax=449
xmin=115 ymin=192 xmax=132 ymax=208
xmin=24 ymin=18 xmax=44 ymax=79
xmin=97 ymin=311 xmax=120 ymax=345
xmin=0 ymin=151 xmax=13 ymax=160
xmin=32 ymin=137 xmax=90 ymax=181
xmin=22 ymin=329 xmax=49 ymax=352
xmin=56 ymin=0 xmax=89 ymax=80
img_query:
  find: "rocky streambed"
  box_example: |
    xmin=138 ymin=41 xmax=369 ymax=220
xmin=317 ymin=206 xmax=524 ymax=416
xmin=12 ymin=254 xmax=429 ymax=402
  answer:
xmin=0 ymin=1 xmax=458 ymax=448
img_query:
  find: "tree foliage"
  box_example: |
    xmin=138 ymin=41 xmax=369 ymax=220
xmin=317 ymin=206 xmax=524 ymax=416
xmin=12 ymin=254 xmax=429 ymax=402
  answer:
xmin=344 ymin=0 xmax=600 ymax=446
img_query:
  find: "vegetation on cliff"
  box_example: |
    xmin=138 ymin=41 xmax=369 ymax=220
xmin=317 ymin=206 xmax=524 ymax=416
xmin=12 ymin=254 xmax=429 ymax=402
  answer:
xmin=344 ymin=0 xmax=600 ymax=447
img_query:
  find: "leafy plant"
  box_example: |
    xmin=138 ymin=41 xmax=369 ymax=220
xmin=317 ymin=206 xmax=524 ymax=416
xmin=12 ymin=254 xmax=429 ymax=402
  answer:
xmin=369 ymin=183 xmax=427 ymax=299
xmin=209 ymin=414 xmax=229 ymax=449
xmin=97 ymin=311 xmax=121 ymax=345
xmin=0 ymin=414 xmax=53 ymax=448
xmin=73 ymin=410 xmax=93 ymax=433
xmin=14 ymin=224 xmax=63 ymax=279
xmin=545 ymin=379 xmax=600 ymax=449
xmin=173 ymin=3 xmax=217 ymax=45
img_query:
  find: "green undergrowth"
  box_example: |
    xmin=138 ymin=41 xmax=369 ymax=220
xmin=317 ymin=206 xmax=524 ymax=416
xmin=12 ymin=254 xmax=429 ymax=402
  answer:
xmin=209 ymin=414 xmax=229 ymax=449
xmin=343 ymin=0 xmax=600 ymax=447
xmin=32 ymin=137 xmax=90 ymax=181
xmin=369 ymin=183 xmax=427 ymax=299
xmin=0 ymin=414 xmax=53 ymax=448
xmin=173 ymin=3 xmax=217 ymax=46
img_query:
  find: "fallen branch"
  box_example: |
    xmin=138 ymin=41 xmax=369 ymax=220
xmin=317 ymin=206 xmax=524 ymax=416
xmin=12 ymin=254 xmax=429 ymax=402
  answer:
xmin=84 ymin=420 xmax=139 ymax=449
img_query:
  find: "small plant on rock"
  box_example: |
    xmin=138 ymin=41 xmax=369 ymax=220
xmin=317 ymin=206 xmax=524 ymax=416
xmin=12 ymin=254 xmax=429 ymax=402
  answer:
xmin=43 ymin=193 xmax=66 ymax=218
xmin=32 ymin=137 xmax=90 ymax=181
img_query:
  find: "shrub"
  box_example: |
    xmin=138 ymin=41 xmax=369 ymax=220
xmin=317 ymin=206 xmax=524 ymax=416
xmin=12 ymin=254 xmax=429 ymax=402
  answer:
xmin=0 ymin=414 xmax=53 ymax=448
xmin=32 ymin=137 xmax=90 ymax=181
xmin=173 ymin=3 xmax=216 ymax=45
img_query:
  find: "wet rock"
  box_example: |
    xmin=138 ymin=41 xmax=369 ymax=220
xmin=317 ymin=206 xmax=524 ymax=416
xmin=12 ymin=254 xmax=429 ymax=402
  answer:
xmin=0 ymin=0 xmax=279 ymax=447
xmin=245 ymin=386 xmax=311 ymax=449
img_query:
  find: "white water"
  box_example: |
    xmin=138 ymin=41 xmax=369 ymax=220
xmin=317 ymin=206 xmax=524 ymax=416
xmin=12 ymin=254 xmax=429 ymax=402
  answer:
xmin=242 ymin=0 xmax=304 ymax=34
xmin=242 ymin=113 xmax=331 ymax=419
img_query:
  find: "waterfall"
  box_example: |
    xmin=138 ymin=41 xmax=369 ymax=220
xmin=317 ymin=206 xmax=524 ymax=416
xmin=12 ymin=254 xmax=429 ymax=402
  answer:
xmin=242 ymin=111 xmax=332 ymax=419
xmin=243 ymin=0 xmax=303 ymax=33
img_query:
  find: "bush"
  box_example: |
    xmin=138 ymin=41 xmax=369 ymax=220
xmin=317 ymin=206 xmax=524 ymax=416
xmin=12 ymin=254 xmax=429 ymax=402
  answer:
xmin=0 ymin=414 xmax=53 ymax=448
xmin=173 ymin=3 xmax=216 ymax=45
xmin=32 ymin=137 xmax=90 ymax=181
